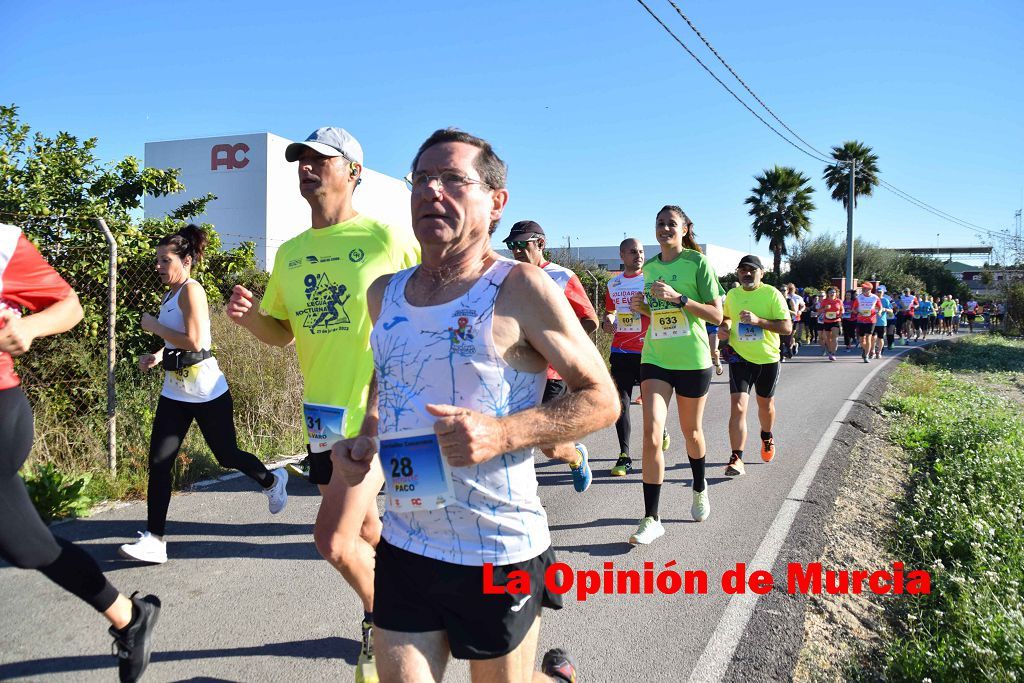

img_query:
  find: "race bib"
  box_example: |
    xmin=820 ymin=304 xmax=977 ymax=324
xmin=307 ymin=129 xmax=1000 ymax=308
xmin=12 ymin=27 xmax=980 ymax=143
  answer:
xmin=650 ymin=307 xmax=689 ymax=339
xmin=616 ymin=311 xmax=642 ymax=333
xmin=824 ymin=311 xmax=838 ymax=320
xmin=303 ymin=402 xmax=346 ymax=453
xmin=380 ymin=428 xmax=455 ymax=511
xmin=736 ymin=323 xmax=764 ymax=342
xmin=858 ymin=307 xmax=874 ymax=317
xmin=167 ymin=366 xmax=199 ymax=392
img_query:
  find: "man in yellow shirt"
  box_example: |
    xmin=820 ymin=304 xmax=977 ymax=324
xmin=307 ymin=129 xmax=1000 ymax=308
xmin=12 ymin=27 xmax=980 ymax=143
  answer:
xmin=227 ymin=127 xmax=418 ymax=683
xmin=717 ymin=255 xmax=792 ymax=477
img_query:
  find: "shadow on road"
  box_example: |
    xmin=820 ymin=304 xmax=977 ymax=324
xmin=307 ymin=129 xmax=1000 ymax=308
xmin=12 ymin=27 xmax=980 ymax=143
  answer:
xmin=0 ymin=636 xmax=360 ymax=679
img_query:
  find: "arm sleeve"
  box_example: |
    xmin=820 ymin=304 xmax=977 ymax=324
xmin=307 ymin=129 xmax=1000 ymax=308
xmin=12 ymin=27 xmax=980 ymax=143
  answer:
xmin=564 ymin=275 xmax=597 ymax=320
xmin=604 ymin=289 xmax=615 ymax=313
xmin=5 ymin=234 xmax=72 ymax=312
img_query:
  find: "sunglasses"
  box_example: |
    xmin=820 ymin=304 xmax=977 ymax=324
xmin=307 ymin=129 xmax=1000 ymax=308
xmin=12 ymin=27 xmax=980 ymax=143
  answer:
xmin=505 ymin=239 xmax=538 ymax=249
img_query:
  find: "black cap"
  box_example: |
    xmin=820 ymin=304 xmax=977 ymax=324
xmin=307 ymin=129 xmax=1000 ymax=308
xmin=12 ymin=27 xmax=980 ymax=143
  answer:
xmin=503 ymin=220 xmax=545 ymax=243
xmin=737 ymin=254 xmax=764 ymax=270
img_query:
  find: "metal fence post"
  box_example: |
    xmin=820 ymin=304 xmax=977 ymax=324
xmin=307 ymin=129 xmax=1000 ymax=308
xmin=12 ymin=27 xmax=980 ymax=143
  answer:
xmin=95 ymin=218 xmax=117 ymax=474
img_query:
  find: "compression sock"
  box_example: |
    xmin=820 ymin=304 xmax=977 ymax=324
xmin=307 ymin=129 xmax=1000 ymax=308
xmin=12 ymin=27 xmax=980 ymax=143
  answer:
xmin=760 ymin=431 xmax=773 ymax=442
xmin=688 ymin=456 xmax=706 ymax=492
xmin=732 ymin=449 xmax=743 ymax=460
xmin=642 ymin=483 xmax=661 ymax=520
xmin=363 ymin=611 xmax=373 ymax=625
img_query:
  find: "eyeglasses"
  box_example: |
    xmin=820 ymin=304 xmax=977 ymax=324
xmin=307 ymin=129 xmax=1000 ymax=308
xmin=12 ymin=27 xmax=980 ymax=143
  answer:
xmin=504 ymin=239 xmax=538 ymax=249
xmin=404 ymin=171 xmax=490 ymax=193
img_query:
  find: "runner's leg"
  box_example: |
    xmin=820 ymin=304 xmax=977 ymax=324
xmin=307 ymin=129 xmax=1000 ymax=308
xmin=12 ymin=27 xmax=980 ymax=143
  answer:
xmin=147 ymin=395 xmax=192 ymax=537
xmin=192 ymin=390 xmax=274 ymax=488
xmin=375 ymin=628 xmax=449 ymax=682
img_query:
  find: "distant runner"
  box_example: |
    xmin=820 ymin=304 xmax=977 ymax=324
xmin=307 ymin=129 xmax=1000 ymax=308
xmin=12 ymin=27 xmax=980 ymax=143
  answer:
xmin=855 ymin=281 xmax=883 ymax=363
xmin=818 ymin=287 xmax=843 ymax=361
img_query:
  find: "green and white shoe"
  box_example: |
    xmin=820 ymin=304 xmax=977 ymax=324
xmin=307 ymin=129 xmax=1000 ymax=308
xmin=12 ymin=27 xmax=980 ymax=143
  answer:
xmin=662 ymin=429 xmax=671 ymax=452
xmin=691 ymin=480 xmax=711 ymax=522
xmin=610 ymin=454 xmax=632 ymax=477
xmin=629 ymin=516 xmax=665 ymax=545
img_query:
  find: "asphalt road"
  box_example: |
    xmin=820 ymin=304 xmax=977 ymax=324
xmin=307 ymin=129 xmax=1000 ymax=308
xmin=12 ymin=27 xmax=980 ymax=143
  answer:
xmin=0 ymin=339 xmax=930 ymax=682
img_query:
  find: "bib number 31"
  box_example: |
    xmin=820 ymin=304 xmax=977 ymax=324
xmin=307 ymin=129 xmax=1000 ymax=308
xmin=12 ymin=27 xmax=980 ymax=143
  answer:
xmin=380 ymin=428 xmax=455 ymax=511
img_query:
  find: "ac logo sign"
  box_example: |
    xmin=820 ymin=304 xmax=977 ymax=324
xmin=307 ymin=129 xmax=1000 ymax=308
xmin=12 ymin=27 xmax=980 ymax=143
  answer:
xmin=211 ymin=143 xmax=250 ymax=170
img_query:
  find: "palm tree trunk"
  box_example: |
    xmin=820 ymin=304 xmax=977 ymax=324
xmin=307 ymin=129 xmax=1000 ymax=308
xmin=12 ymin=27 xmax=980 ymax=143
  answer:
xmin=774 ymin=247 xmax=782 ymax=274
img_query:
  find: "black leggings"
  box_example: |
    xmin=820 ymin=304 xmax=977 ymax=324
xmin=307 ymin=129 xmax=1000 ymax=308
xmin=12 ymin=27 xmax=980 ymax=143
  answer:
xmin=609 ymin=352 xmax=642 ymax=455
xmin=0 ymin=387 xmax=119 ymax=612
xmin=148 ymin=391 xmax=271 ymax=536
xmin=841 ymin=320 xmax=856 ymax=347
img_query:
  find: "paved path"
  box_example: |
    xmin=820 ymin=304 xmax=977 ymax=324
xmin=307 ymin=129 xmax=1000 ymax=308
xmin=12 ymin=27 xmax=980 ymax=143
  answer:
xmin=0 ymin=340 xmax=931 ymax=682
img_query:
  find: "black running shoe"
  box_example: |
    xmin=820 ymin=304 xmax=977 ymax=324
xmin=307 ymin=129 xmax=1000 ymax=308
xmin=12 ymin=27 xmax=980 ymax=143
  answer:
xmin=542 ymin=648 xmax=577 ymax=683
xmin=109 ymin=592 xmax=161 ymax=683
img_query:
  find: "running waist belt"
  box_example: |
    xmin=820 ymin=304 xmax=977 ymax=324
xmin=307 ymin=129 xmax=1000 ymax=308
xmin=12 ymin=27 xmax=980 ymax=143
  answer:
xmin=162 ymin=349 xmax=213 ymax=371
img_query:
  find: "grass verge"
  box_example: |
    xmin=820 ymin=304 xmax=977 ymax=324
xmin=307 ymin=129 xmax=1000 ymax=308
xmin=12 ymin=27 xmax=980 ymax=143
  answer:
xmin=865 ymin=336 xmax=1024 ymax=679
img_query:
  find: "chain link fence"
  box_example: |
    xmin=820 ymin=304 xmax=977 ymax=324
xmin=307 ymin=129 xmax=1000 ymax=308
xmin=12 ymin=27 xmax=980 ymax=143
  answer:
xmin=14 ymin=217 xmax=305 ymax=483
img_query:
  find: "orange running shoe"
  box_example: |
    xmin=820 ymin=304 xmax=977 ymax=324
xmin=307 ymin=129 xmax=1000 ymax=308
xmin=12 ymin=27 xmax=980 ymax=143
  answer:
xmin=761 ymin=436 xmax=776 ymax=463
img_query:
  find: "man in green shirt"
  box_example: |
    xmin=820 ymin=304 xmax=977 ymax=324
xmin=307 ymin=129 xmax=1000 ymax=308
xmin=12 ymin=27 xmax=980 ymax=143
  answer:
xmin=717 ymin=255 xmax=792 ymax=477
xmin=227 ymin=126 xmax=419 ymax=683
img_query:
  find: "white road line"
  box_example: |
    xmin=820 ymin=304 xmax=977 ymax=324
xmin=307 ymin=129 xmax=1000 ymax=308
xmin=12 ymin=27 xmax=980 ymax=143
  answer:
xmin=687 ymin=345 xmax=915 ymax=683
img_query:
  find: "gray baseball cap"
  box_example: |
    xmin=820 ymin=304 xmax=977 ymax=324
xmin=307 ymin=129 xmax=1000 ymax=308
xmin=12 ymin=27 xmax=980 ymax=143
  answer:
xmin=285 ymin=127 xmax=364 ymax=164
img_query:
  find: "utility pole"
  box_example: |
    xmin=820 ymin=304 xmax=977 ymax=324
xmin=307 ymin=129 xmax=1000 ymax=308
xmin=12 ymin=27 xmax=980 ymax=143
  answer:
xmin=845 ymin=159 xmax=856 ymax=293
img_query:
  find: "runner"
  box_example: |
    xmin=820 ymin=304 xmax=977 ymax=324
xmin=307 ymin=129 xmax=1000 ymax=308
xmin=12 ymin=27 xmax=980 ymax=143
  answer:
xmin=334 ymin=127 xmax=617 ymax=683
xmin=914 ymin=293 xmax=934 ymax=342
xmin=818 ymin=286 xmax=843 ymax=361
xmin=872 ymin=285 xmax=894 ymax=358
xmin=841 ymin=289 xmax=857 ymax=351
xmin=785 ymin=283 xmax=805 ymax=353
xmin=899 ymin=288 xmax=919 ymax=344
xmin=855 ymin=281 xmax=883 ymax=363
xmin=806 ymin=293 xmax=821 ymax=345
xmin=0 ymin=223 xmax=160 ymax=683
xmin=965 ymin=297 xmax=979 ymax=333
xmin=878 ymin=285 xmax=896 ymax=351
xmin=954 ymin=298 xmax=963 ymax=334
xmin=939 ymin=295 xmax=957 ymax=336
xmin=121 ymin=224 xmax=288 ymax=565
xmin=601 ymin=238 xmax=670 ymax=476
xmin=717 ymin=255 xmax=790 ymax=477
xmin=627 ymin=205 xmax=724 ymax=544
xmin=928 ymin=294 xmax=939 ymax=334
xmin=226 ymin=126 xmax=419 ymax=683
xmin=503 ymin=220 xmax=598 ymax=492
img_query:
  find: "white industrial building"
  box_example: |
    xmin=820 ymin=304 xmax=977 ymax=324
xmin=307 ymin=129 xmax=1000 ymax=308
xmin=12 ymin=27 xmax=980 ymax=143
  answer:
xmin=144 ymin=132 xmax=414 ymax=270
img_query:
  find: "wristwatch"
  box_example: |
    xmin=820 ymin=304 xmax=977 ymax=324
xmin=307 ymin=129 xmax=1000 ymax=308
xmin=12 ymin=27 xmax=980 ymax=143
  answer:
xmin=676 ymin=294 xmax=689 ymax=307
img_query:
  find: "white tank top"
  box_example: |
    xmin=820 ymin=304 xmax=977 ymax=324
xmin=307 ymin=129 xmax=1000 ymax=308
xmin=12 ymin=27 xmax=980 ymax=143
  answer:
xmin=371 ymin=258 xmax=549 ymax=566
xmin=159 ymin=279 xmax=228 ymax=403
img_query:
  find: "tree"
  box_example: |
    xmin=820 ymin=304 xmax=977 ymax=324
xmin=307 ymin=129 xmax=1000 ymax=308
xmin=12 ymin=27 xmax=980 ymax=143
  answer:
xmin=822 ymin=140 xmax=880 ymax=210
xmin=745 ymin=165 xmax=816 ymax=274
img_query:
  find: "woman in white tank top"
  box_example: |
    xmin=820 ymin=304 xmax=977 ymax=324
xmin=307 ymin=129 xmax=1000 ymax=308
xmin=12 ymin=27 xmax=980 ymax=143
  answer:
xmin=119 ymin=225 xmax=288 ymax=564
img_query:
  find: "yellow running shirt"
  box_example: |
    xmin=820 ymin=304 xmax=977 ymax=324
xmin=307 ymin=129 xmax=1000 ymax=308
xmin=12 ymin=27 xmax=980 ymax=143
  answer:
xmin=640 ymin=249 xmax=722 ymax=371
xmin=261 ymin=215 xmax=419 ymax=440
xmin=723 ymin=283 xmax=790 ymax=364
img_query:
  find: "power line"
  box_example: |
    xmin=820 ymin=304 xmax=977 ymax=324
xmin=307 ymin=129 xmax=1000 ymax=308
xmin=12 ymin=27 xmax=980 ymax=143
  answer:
xmin=664 ymin=0 xmax=831 ymax=160
xmin=633 ymin=0 xmax=839 ymax=167
xmin=637 ymin=0 xmax=1009 ymax=246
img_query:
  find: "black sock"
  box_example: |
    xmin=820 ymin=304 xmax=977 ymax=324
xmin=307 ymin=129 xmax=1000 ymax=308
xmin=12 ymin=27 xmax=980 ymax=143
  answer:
xmin=760 ymin=431 xmax=772 ymax=442
xmin=259 ymin=471 xmax=275 ymax=488
xmin=731 ymin=449 xmax=743 ymax=460
xmin=363 ymin=611 xmax=373 ymax=625
xmin=688 ymin=456 xmax=706 ymax=492
xmin=642 ymin=483 xmax=661 ymax=520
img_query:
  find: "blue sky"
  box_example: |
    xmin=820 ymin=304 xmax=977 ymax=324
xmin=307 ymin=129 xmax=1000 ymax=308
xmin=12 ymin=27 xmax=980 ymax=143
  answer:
xmin=3 ymin=1 xmax=1022 ymax=259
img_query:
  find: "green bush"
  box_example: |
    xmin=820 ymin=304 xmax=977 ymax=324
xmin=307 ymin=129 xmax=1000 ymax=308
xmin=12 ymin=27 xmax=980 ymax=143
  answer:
xmin=22 ymin=463 xmax=93 ymax=523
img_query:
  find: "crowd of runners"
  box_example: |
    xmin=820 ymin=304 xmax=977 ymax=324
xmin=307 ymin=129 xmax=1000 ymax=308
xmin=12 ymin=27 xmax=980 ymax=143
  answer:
xmin=0 ymin=124 xmax=997 ymax=683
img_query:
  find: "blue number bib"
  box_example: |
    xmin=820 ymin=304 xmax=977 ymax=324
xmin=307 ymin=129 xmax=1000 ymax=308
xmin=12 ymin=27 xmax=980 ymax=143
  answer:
xmin=303 ymin=402 xmax=346 ymax=453
xmin=379 ymin=428 xmax=455 ymax=511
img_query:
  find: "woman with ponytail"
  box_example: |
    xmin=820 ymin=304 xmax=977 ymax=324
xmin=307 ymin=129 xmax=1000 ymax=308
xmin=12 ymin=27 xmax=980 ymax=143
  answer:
xmin=120 ymin=225 xmax=288 ymax=564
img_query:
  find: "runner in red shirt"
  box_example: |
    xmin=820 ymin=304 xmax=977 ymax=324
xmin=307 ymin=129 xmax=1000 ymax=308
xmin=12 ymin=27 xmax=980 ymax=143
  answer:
xmin=817 ymin=287 xmax=844 ymax=361
xmin=504 ymin=220 xmax=599 ymax=492
xmin=0 ymin=223 xmax=161 ymax=681
xmin=854 ymin=281 xmax=883 ymax=362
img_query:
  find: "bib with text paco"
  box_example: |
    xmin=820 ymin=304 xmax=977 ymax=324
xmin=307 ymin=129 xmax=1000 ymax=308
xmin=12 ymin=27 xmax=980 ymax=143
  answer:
xmin=379 ymin=428 xmax=455 ymax=511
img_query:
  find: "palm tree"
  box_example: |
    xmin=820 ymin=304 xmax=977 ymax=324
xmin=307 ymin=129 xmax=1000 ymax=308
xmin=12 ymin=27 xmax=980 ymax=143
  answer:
xmin=822 ymin=140 xmax=880 ymax=210
xmin=745 ymin=165 xmax=816 ymax=274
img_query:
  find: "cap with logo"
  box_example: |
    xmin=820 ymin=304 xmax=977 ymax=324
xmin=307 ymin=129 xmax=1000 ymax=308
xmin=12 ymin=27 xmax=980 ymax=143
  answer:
xmin=860 ymin=281 xmax=874 ymax=291
xmin=285 ymin=127 xmax=364 ymax=165
xmin=737 ymin=254 xmax=765 ymax=270
xmin=502 ymin=220 xmax=545 ymax=243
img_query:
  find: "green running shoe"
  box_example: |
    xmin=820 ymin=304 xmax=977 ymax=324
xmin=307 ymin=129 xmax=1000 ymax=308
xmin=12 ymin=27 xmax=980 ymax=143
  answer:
xmin=662 ymin=429 xmax=671 ymax=451
xmin=629 ymin=516 xmax=665 ymax=545
xmin=610 ymin=454 xmax=632 ymax=477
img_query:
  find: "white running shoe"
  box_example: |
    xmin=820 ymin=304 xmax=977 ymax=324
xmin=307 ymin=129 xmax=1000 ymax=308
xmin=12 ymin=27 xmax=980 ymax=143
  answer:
xmin=691 ymin=480 xmax=711 ymax=522
xmin=119 ymin=531 xmax=167 ymax=564
xmin=263 ymin=468 xmax=289 ymax=514
xmin=629 ymin=516 xmax=665 ymax=545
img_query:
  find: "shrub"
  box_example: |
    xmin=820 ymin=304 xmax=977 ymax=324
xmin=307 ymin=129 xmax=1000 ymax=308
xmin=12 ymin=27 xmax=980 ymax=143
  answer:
xmin=21 ymin=463 xmax=93 ymax=523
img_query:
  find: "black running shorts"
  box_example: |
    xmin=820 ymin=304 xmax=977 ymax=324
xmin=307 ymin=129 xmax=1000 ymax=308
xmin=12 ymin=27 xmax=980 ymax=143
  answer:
xmin=855 ymin=321 xmax=874 ymax=336
xmin=639 ymin=364 xmax=713 ymax=399
xmin=913 ymin=318 xmax=927 ymax=331
xmin=873 ymin=326 xmax=886 ymax=338
xmin=821 ymin=322 xmax=839 ymax=332
xmin=307 ymin=445 xmax=333 ymax=486
xmin=374 ymin=539 xmax=563 ymax=660
xmin=727 ymin=358 xmax=780 ymax=398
